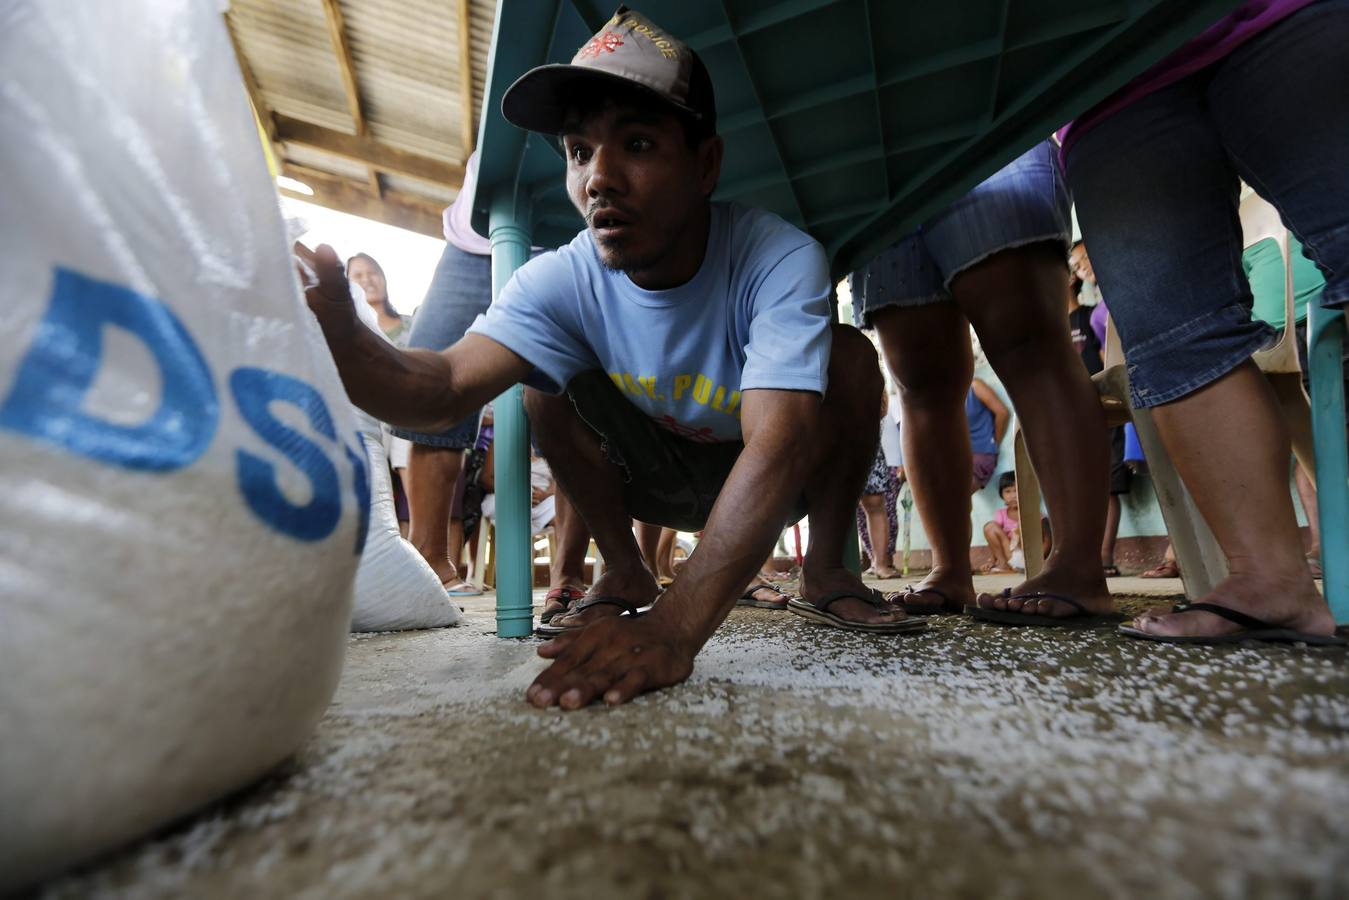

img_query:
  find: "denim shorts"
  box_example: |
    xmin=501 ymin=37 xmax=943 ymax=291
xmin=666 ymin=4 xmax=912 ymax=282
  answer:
xmin=1064 ymin=0 xmax=1349 ymax=409
xmin=849 ymin=140 xmax=1070 ymax=327
xmin=388 ymin=243 xmax=493 ymax=449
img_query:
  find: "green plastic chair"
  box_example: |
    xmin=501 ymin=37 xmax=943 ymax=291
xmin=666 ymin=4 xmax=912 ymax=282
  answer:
xmin=469 ymin=0 xmax=1243 ymax=637
xmin=1307 ymin=302 xmax=1348 ymax=622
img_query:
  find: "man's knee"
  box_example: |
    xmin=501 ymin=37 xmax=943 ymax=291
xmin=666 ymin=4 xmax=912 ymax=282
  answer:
xmin=825 ymin=324 xmax=883 ymax=411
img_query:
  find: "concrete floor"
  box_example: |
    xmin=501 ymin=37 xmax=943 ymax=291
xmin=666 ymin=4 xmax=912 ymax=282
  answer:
xmin=40 ymin=576 xmax=1349 ymax=899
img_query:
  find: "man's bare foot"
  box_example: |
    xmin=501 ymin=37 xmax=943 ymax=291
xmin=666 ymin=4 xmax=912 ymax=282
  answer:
xmin=897 ymin=565 xmax=973 ymax=613
xmin=529 ymin=610 xmax=697 ymax=709
xmin=800 ymin=566 xmax=913 ymax=625
xmin=1129 ymin=568 xmax=1333 ymax=639
xmin=973 ymin=558 xmax=1113 ymax=619
xmin=547 ymin=563 xmax=661 ymax=629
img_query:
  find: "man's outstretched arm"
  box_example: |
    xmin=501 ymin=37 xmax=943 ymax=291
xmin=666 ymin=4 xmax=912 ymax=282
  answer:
xmin=297 ymin=243 xmax=531 ymax=430
xmin=526 ymin=387 xmax=821 ymax=709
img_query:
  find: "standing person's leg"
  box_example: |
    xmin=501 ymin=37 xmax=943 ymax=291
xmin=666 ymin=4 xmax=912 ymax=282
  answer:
xmin=404 ymin=445 xmax=467 ymax=586
xmin=539 ymin=488 xmax=590 ymax=623
xmin=859 ymin=494 xmax=891 ymax=574
xmin=1294 ymin=461 xmax=1321 ymax=574
xmin=873 ymin=302 xmax=977 ymax=612
xmin=388 ymin=242 xmax=494 ymax=589
xmin=1101 ymin=426 xmax=1129 ymax=575
xmin=926 ymin=142 xmax=1111 ymax=617
xmin=635 ymin=521 xmax=663 ymax=578
xmin=1066 ymin=64 xmax=1332 ymax=639
xmin=656 ymin=527 xmax=678 ymax=580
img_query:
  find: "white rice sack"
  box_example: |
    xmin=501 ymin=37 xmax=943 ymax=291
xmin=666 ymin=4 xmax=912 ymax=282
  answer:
xmin=0 ymin=1 xmax=363 ymax=890
xmin=351 ymin=413 xmax=462 ymax=631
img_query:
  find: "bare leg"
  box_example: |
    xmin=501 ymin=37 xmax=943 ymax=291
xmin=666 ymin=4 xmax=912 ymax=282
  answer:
xmin=1294 ymin=461 xmax=1320 ymax=560
xmin=406 ymin=444 xmax=466 ymax=586
xmin=860 ymin=493 xmax=895 ymax=575
xmin=797 ymin=325 xmax=906 ymax=623
xmin=447 ymin=518 xmax=465 ymax=571
xmin=550 ymin=488 xmax=589 ymax=589
xmin=873 ymin=302 xmax=977 ymax=613
xmin=1102 ymin=494 xmax=1121 ymax=570
xmin=523 ymin=388 xmax=659 ymax=627
xmin=656 ymin=527 xmax=678 ymax=580
xmin=635 ymin=521 xmax=664 ymax=578
xmin=1131 ymin=362 xmax=1333 ymax=637
xmin=956 ymin=244 xmax=1113 ymax=618
xmin=982 ymin=521 xmax=1013 ymax=571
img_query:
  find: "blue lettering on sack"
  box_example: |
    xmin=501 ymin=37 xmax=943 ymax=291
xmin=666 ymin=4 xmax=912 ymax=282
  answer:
xmin=345 ymin=435 xmax=371 ymax=555
xmin=0 ymin=267 xmax=218 ymax=471
xmin=230 ymin=367 xmax=342 ymax=542
xmin=0 ymin=267 xmax=368 ymax=553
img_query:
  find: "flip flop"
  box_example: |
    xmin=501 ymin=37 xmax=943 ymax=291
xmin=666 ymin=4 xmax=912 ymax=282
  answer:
xmin=535 ymin=595 xmax=646 ymax=636
xmin=1119 ymin=602 xmax=1347 ymax=646
xmin=737 ymin=582 xmax=793 ymax=610
xmin=539 ymin=586 xmax=586 ymax=625
xmin=787 ymin=589 xmax=927 ymax=634
xmin=966 ymin=588 xmax=1122 ymax=628
xmin=444 ymin=580 xmax=483 ymax=597
xmin=1102 ymin=565 xmax=1121 ymax=578
xmin=896 ymin=585 xmax=962 ymax=615
xmin=1140 ymin=562 xmax=1180 ymax=579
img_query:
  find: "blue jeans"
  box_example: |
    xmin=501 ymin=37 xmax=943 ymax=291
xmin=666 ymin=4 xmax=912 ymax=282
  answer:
xmin=388 ymin=243 xmax=493 ymax=448
xmin=1065 ymin=0 xmax=1349 ymax=408
xmin=849 ymin=140 xmax=1070 ymax=325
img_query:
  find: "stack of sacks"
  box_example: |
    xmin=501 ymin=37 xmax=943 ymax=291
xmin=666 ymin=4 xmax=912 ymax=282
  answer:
xmin=0 ymin=1 xmax=361 ymax=890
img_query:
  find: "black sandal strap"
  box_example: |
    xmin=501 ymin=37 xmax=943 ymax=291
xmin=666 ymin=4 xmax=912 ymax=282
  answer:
xmin=812 ymin=588 xmax=888 ymax=613
xmin=570 ymin=596 xmax=641 ymax=615
xmin=1002 ymin=591 xmax=1090 ymax=615
xmin=1170 ymin=602 xmax=1274 ymax=631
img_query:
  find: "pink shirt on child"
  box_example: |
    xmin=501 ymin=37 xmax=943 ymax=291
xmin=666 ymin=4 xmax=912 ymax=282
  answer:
xmin=994 ymin=507 xmax=1019 ymax=540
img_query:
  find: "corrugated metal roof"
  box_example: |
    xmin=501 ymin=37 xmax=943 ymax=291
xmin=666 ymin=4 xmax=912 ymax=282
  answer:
xmin=225 ymin=0 xmax=498 ymax=237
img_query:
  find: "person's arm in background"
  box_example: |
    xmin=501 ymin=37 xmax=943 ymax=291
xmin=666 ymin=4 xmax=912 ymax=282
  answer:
xmin=972 ymin=377 xmax=1010 ymax=446
xmin=296 ymin=243 xmax=530 ymax=431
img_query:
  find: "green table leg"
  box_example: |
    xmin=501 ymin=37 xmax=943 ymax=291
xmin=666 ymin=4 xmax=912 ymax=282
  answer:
xmin=489 ymin=194 xmax=534 ymax=638
xmin=1308 ymin=303 xmax=1348 ymax=623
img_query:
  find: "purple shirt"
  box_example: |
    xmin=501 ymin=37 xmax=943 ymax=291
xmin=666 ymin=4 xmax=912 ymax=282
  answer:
xmin=1058 ymin=0 xmax=1315 ymax=157
xmin=1089 ymin=299 xmax=1109 ymax=349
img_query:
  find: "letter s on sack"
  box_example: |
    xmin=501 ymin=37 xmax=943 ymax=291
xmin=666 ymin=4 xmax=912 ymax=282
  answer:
xmin=230 ymin=368 xmax=343 ymax=543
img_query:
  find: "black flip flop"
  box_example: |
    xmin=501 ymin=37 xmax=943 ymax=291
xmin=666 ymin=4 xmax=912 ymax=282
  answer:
xmin=535 ymin=595 xmax=645 ymax=636
xmin=787 ymin=589 xmax=927 ymax=634
xmin=966 ymin=588 xmax=1123 ymax=628
xmin=897 ymin=585 xmax=962 ymax=615
xmin=1119 ymin=602 xmax=1348 ymax=646
xmin=737 ymin=582 xmax=792 ymax=610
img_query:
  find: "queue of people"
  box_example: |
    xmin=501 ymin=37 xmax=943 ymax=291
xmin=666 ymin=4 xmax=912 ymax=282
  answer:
xmin=298 ymin=1 xmax=1347 ymax=712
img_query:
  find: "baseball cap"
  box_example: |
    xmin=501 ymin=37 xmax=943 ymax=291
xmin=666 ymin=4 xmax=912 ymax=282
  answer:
xmin=500 ymin=6 xmax=716 ymax=136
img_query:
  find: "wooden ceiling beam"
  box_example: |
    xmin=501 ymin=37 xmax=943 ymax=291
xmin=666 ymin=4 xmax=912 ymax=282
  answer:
xmin=455 ymin=0 xmax=476 ymax=156
xmin=280 ymin=164 xmax=446 ymax=239
xmin=318 ymin=0 xmax=382 ymax=197
xmin=275 ymin=113 xmax=464 ymax=188
xmin=223 ymin=13 xmax=286 ymax=171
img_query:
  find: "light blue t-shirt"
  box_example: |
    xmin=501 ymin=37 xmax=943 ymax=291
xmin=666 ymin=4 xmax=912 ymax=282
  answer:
xmin=469 ymin=202 xmax=832 ymax=443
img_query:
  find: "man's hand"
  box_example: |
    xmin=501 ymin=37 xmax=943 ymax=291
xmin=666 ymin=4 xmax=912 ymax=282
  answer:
xmin=527 ymin=613 xmax=696 ymax=709
xmin=294 ymin=242 xmax=356 ymax=323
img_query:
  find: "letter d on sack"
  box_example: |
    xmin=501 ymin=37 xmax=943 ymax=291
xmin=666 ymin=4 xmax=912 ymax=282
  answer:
xmin=0 ymin=267 xmax=218 ymax=470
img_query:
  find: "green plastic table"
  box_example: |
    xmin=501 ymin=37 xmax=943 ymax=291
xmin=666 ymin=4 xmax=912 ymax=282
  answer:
xmin=469 ymin=0 xmax=1243 ymax=638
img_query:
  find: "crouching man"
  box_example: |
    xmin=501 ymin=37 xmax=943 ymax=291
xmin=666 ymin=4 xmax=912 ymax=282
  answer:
xmin=299 ymin=7 xmax=923 ymax=710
